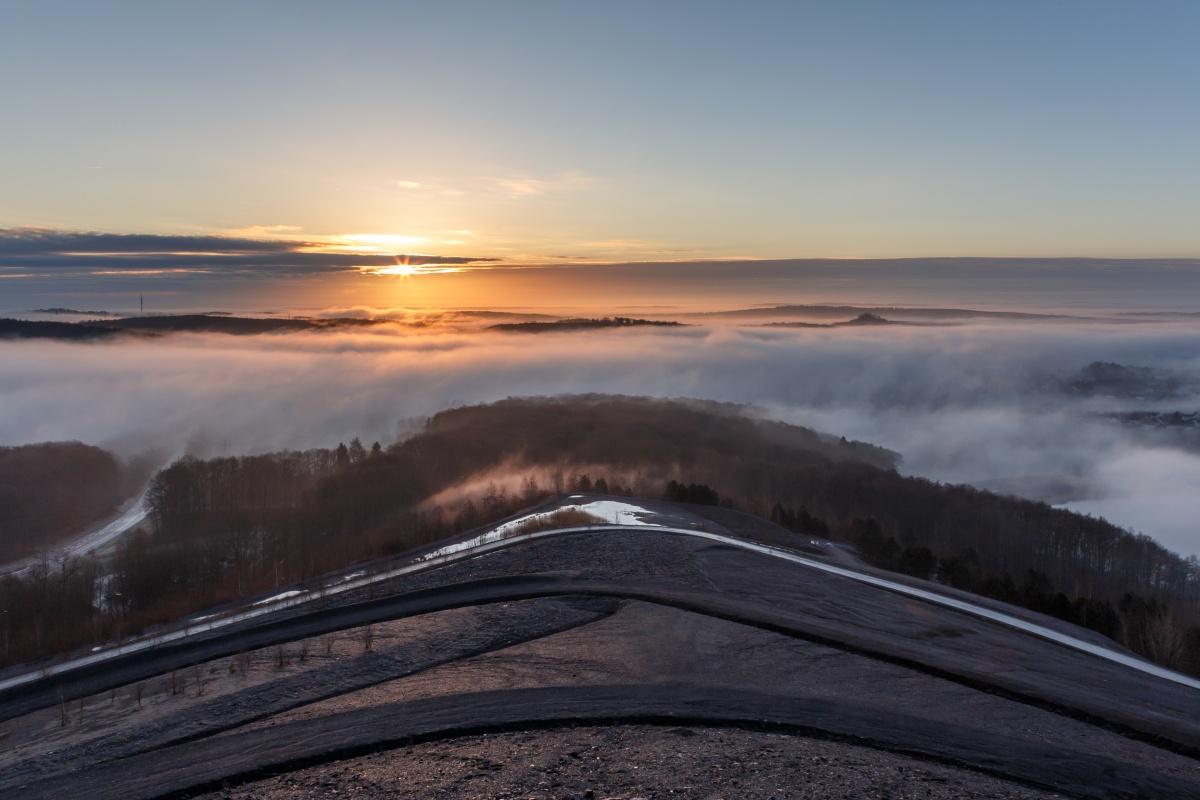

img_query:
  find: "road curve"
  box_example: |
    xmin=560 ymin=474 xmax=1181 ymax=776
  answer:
xmin=2 ymin=571 xmax=1198 ymax=755
xmin=4 ymin=516 xmax=1196 ymax=695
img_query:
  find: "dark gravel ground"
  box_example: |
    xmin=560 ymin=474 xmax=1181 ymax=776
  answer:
xmin=0 ymin=597 xmax=617 ymax=790
xmin=248 ymin=601 xmax=1194 ymax=784
xmin=199 ymin=725 xmax=1066 ymax=800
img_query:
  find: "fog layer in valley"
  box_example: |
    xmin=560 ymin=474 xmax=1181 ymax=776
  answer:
xmin=2 ymin=316 xmax=1199 ymax=555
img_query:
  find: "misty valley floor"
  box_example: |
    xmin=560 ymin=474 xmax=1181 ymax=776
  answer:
xmin=0 ymin=506 xmax=1197 ymax=799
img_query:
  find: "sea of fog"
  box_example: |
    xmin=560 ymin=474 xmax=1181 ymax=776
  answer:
xmin=2 ymin=315 xmax=1199 ymax=557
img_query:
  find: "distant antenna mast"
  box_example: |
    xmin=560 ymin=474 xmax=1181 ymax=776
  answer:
xmin=140 ymin=294 xmax=144 ymax=313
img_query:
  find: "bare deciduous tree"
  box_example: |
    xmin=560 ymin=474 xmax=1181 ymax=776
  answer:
xmin=362 ymin=624 xmax=375 ymax=652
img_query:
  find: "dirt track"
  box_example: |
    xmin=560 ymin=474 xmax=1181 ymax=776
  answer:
xmin=201 ymin=725 xmax=1068 ymax=800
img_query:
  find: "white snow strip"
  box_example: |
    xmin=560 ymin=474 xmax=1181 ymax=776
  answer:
xmin=3 ymin=513 xmax=1198 ymax=695
xmin=485 ymin=500 xmax=660 ymax=539
xmin=575 ymin=500 xmax=659 ymax=526
xmin=253 ymin=590 xmax=305 ymax=606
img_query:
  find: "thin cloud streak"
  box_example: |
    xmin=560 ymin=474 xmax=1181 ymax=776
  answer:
xmin=495 ymin=171 xmax=596 ymax=198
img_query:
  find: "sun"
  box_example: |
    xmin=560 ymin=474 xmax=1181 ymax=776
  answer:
xmin=373 ymin=262 xmax=419 ymax=276
xmin=361 ymin=256 xmax=466 ymax=277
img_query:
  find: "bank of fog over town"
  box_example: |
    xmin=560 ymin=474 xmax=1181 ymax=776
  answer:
xmin=4 ymin=305 xmax=1200 ymax=559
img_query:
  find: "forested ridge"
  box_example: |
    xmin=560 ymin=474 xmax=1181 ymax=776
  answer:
xmin=489 ymin=317 xmax=683 ymax=332
xmin=0 ymin=314 xmax=385 ymax=339
xmin=2 ymin=396 xmax=1197 ymax=675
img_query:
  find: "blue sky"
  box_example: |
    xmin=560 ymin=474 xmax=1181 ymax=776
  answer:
xmin=2 ymin=1 xmax=1200 ymax=308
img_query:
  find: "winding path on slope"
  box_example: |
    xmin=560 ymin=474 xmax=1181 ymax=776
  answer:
xmin=2 ymin=568 xmax=1198 ymax=757
xmin=6 ymin=511 xmax=1198 ymax=695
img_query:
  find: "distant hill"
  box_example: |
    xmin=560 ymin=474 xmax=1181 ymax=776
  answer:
xmin=29 ymin=307 xmax=117 ymax=316
xmin=1062 ymin=361 xmax=1186 ymax=400
xmin=693 ymin=304 xmax=1066 ymax=323
xmin=764 ymin=312 xmax=933 ymax=328
xmin=0 ymin=314 xmax=385 ymax=339
xmin=102 ymin=315 xmax=385 ymax=335
xmin=0 ymin=318 xmax=119 ymax=340
xmin=490 ymin=316 xmax=684 ymax=332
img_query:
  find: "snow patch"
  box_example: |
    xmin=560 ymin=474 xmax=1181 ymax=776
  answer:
xmin=575 ymin=499 xmax=659 ymax=527
xmin=489 ymin=500 xmax=659 ymax=538
xmin=417 ymin=500 xmax=660 ymax=563
xmin=253 ymin=589 xmax=305 ymax=606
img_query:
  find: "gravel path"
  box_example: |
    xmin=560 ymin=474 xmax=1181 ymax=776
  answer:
xmin=200 ymin=725 xmax=1068 ymax=800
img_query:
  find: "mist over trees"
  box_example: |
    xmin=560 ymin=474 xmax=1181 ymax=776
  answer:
xmin=2 ymin=395 xmax=1198 ymax=675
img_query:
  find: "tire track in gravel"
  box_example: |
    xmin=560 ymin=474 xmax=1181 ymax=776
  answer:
xmin=0 ymin=597 xmax=619 ymax=791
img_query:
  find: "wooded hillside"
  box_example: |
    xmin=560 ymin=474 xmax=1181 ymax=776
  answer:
xmin=3 ymin=396 xmax=1197 ymax=675
xmin=0 ymin=442 xmax=123 ymax=562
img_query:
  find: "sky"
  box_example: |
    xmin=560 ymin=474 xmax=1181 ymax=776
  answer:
xmin=4 ymin=3 xmax=1200 ymax=554
xmin=3 ymin=1 xmax=1200 ymax=310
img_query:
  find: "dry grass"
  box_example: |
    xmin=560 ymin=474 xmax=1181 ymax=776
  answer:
xmin=510 ymin=508 xmax=606 ymax=535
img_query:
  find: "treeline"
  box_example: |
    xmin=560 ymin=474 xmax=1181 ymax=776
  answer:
xmin=0 ymin=557 xmax=106 ymax=662
xmin=0 ymin=314 xmax=386 ymax=340
xmin=0 ymin=442 xmax=124 ymax=563
xmin=665 ymin=480 xmax=723 ymax=506
xmin=2 ymin=395 xmax=1199 ymax=676
xmin=769 ymin=508 xmax=1200 ymax=674
xmin=147 ymin=448 xmax=347 ymax=539
xmin=765 ymin=466 xmax=1200 ymax=611
xmin=490 ymin=317 xmax=684 ymax=333
xmin=0 ymin=461 xmax=612 ymax=666
xmin=0 ymin=318 xmax=117 ymax=340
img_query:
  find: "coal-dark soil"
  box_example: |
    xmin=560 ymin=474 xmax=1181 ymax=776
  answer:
xmin=1 ymin=523 xmax=1197 ymax=799
xmin=201 ymin=725 xmax=1065 ymax=800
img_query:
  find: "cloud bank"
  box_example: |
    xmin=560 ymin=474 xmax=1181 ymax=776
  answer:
xmin=2 ymin=319 xmax=1199 ymax=555
xmin=0 ymin=227 xmax=493 ymax=274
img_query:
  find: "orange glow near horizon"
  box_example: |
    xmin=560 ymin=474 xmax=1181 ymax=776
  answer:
xmin=375 ymin=263 xmax=419 ymax=277
xmin=361 ymin=254 xmax=470 ymax=278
